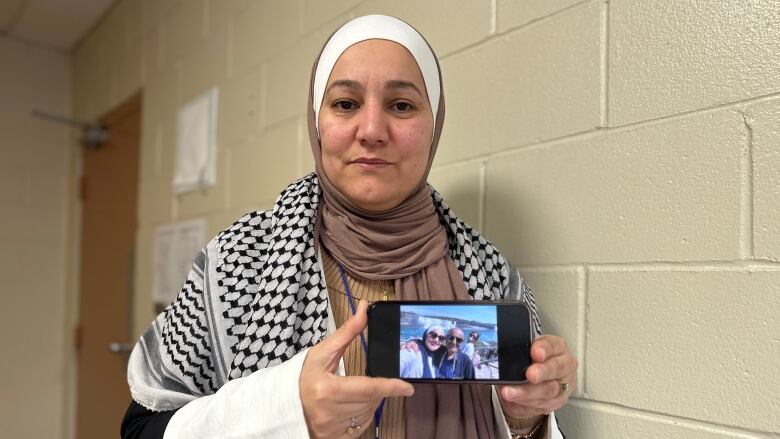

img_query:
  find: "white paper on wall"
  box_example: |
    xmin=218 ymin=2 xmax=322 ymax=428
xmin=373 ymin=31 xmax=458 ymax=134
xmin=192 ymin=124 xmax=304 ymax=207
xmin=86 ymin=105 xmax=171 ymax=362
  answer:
xmin=173 ymin=87 xmax=219 ymax=194
xmin=153 ymin=218 xmax=207 ymax=306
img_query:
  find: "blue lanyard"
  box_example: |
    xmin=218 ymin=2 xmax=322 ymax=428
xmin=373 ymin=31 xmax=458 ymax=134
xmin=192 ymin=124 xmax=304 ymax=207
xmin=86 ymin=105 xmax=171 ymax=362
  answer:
xmin=337 ymin=264 xmax=385 ymax=439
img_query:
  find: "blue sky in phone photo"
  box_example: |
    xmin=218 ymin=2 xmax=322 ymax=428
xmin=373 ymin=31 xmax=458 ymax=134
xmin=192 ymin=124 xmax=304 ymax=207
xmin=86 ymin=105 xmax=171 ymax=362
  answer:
xmin=400 ymin=304 xmax=497 ymax=325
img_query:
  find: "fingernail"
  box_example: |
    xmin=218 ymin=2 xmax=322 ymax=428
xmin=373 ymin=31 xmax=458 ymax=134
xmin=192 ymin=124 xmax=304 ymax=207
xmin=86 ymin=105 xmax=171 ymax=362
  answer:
xmin=505 ymin=388 xmax=516 ymax=399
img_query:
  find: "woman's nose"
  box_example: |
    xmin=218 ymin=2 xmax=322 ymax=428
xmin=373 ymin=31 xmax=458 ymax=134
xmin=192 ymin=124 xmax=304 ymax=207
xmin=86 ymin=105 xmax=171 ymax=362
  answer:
xmin=356 ymin=100 xmax=389 ymax=146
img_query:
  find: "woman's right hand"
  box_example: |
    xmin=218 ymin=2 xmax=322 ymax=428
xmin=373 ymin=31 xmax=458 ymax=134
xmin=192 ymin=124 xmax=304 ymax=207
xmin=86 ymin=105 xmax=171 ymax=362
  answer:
xmin=401 ymin=340 xmax=419 ymax=353
xmin=300 ymin=301 xmax=415 ymax=438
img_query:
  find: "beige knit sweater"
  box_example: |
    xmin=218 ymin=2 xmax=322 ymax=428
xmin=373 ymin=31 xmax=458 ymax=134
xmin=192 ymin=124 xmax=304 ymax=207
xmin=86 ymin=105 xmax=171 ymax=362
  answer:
xmin=322 ymin=249 xmax=406 ymax=439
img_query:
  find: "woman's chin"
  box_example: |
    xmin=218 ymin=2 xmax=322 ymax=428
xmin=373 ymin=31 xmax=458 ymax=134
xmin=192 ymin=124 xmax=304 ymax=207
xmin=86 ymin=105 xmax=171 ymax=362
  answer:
xmin=344 ymin=186 xmax=405 ymax=212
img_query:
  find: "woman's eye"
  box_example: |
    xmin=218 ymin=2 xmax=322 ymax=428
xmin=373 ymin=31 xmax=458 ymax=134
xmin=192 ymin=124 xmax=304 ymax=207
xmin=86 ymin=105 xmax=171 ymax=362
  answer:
xmin=392 ymin=102 xmax=413 ymax=112
xmin=333 ymin=100 xmax=356 ymax=111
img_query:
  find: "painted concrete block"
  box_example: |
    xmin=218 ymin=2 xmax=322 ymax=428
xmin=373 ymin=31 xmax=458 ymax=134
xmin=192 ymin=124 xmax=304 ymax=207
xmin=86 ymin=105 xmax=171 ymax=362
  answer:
xmin=177 ymin=30 xmax=229 ymax=104
xmin=141 ymin=30 xmax=163 ymax=83
xmin=96 ymin=6 xmax=129 ymax=68
xmin=140 ymin=73 xmax=178 ymax=178
xmin=23 ymin=236 xmax=67 ymax=304
xmin=206 ymin=0 xmax=253 ymax=36
xmin=519 ymin=267 xmax=582 ymax=381
xmin=28 ymin=165 xmax=68 ymax=213
xmin=413 ymin=1 xmax=494 ymax=51
xmin=138 ymin=119 xmax=159 ymax=182
xmin=497 ymin=0 xmax=587 ymax=32
xmin=485 ymin=111 xmax=744 ymax=265
xmin=0 ymin=169 xmax=26 ymax=206
xmin=110 ymin=44 xmax=142 ymax=107
xmin=138 ymin=116 xmax=176 ymax=225
xmin=353 ymin=0 xmax=492 ymax=57
xmin=586 ymin=269 xmax=780 ymax=432
xmin=0 ymin=206 xmax=62 ymax=244
xmin=609 ymin=0 xmax=780 ymax=126
xmin=218 ymin=66 xmax=263 ymax=147
xmin=115 ymin=0 xmax=142 ymax=46
xmin=746 ymin=99 xmax=780 ymax=261
xmin=73 ymin=45 xmax=106 ymax=119
xmin=557 ymin=400 xmax=763 ymax=439
xmin=0 ymin=104 xmax=71 ymax=151
xmin=0 ymin=238 xmax=24 ymax=279
xmin=230 ymin=0 xmax=300 ymax=77
xmin=133 ymin=224 xmax=158 ymax=336
xmin=438 ymin=2 xmax=601 ymax=164
xmin=0 ymin=39 xmax=69 ymax=101
xmin=0 ymin=137 xmax=68 ymax=175
xmin=81 ymin=24 xmax=116 ymax=118
xmin=140 ymin=0 xmax=179 ymax=34
xmin=2 ymin=272 xmax=66 ymax=438
xmin=229 ymin=120 xmax=300 ymax=208
xmin=158 ymin=115 xmax=180 ymax=174
xmin=302 ymin=0 xmax=360 ymax=35
xmin=138 ymin=171 xmax=175 ymax=225
xmin=263 ymin=14 xmax=350 ymax=129
xmin=428 ymin=162 xmax=482 ymax=231
xmin=161 ymin=0 xmax=206 ymax=64
xmin=149 ymin=65 xmax=180 ymax=116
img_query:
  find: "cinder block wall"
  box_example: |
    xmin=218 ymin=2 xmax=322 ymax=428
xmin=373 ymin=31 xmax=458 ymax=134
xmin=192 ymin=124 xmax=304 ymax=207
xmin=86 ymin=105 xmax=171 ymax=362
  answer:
xmin=0 ymin=38 xmax=72 ymax=438
xmin=71 ymin=1 xmax=780 ymax=437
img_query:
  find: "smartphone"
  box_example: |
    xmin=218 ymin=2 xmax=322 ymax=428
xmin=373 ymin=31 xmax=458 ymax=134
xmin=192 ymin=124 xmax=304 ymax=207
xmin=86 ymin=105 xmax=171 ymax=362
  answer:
xmin=366 ymin=301 xmax=533 ymax=383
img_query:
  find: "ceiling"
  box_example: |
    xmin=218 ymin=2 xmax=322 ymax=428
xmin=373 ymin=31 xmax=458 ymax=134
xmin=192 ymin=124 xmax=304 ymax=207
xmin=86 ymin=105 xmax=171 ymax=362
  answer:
xmin=0 ymin=0 xmax=115 ymax=51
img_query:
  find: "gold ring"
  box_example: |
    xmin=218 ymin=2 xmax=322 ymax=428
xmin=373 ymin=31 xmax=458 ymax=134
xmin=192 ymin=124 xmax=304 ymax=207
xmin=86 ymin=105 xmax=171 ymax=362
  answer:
xmin=556 ymin=378 xmax=570 ymax=396
xmin=347 ymin=417 xmax=360 ymax=435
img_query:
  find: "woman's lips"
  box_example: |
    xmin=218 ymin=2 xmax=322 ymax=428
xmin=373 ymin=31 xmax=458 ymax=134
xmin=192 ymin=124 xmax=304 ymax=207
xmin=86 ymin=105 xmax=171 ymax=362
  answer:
xmin=352 ymin=157 xmax=391 ymax=170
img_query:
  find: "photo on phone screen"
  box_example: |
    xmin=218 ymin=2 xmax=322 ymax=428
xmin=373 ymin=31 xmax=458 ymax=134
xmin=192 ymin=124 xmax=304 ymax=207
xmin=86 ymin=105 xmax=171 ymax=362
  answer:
xmin=367 ymin=301 xmax=532 ymax=383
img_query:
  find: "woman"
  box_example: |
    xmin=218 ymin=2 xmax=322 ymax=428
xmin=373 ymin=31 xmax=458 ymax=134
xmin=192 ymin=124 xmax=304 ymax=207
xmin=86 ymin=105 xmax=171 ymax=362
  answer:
xmin=121 ymin=14 xmax=576 ymax=439
xmin=399 ymin=325 xmax=447 ymax=378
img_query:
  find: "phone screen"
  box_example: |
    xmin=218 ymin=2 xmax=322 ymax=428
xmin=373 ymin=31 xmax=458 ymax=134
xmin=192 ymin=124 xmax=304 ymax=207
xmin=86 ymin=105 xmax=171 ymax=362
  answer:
xmin=367 ymin=301 xmax=532 ymax=383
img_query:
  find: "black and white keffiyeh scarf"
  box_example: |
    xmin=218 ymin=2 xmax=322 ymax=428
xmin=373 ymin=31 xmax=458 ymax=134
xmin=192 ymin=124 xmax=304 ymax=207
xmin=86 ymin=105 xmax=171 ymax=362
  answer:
xmin=127 ymin=173 xmax=540 ymax=411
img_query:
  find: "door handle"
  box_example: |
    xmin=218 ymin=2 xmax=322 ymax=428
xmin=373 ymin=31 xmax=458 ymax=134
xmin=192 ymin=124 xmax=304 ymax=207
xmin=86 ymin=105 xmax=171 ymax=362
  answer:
xmin=109 ymin=342 xmax=133 ymax=353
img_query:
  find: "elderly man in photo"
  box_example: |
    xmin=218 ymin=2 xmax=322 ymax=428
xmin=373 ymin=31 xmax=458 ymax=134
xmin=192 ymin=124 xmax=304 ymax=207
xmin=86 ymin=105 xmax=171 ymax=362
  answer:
xmin=437 ymin=327 xmax=476 ymax=380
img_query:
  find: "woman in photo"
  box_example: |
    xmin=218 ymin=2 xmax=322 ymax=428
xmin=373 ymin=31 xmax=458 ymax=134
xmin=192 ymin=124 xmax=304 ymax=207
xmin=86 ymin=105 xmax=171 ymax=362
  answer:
xmin=399 ymin=325 xmax=447 ymax=379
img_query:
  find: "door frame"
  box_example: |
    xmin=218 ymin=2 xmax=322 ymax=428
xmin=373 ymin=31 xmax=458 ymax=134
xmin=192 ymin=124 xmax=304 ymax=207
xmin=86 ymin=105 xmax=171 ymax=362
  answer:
xmin=64 ymin=92 xmax=142 ymax=439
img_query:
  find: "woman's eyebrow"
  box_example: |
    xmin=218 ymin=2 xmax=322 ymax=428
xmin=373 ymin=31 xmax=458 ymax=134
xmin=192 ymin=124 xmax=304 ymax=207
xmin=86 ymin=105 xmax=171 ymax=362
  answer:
xmin=385 ymin=80 xmax=423 ymax=96
xmin=326 ymin=78 xmax=424 ymax=96
xmin=326 ymin=79 xmax=362 ymax=93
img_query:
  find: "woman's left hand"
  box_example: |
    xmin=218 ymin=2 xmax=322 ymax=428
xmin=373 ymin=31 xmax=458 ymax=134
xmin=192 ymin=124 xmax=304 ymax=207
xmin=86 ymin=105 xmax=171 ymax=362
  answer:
xmin=497 ymin=335 xmax=578 ymax=418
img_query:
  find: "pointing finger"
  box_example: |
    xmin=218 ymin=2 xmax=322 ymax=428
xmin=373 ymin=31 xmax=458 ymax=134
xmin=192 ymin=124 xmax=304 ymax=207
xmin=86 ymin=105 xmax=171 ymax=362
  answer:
xmin=321 ymin=301 xmax=368 ymax=352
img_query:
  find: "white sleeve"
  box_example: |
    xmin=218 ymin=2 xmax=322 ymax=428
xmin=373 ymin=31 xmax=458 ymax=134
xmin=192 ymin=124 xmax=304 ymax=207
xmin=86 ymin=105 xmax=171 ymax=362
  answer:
xmin=461 ymin=343 xmax=474 ymax=358
xmin=398 ymin=349 xmax=423 ymax=378
xmin=491 ymin=386 xmax=564 ymax=439
xmin=163 ymin=348 xmax=311 ymax=439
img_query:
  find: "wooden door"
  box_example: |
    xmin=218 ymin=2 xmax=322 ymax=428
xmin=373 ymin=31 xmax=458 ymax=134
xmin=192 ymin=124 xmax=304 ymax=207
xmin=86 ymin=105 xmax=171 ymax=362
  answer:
xmin=76 ymin=94 xmax=140 ymax=439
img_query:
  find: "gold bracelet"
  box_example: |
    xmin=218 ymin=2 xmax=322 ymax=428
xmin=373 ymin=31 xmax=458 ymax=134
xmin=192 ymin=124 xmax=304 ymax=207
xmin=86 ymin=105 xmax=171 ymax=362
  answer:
xmin=505 ymin=414 xmax=541 ymax=430
xmin=508 ymin=414 xmax=547 ymax=439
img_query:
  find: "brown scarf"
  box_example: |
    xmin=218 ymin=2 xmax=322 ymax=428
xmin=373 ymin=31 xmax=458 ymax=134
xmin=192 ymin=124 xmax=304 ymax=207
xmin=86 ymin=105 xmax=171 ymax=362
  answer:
xmin=307 ymin=15 xmax=496 ymax=439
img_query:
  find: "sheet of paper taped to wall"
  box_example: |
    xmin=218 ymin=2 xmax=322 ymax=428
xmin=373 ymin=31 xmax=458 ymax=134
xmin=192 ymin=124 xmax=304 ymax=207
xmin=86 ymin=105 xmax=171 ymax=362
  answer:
xmin=173 ymin=87 xmax=218 ymax=194
xmin=153 ymin=218 xmax=207 ymax=306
